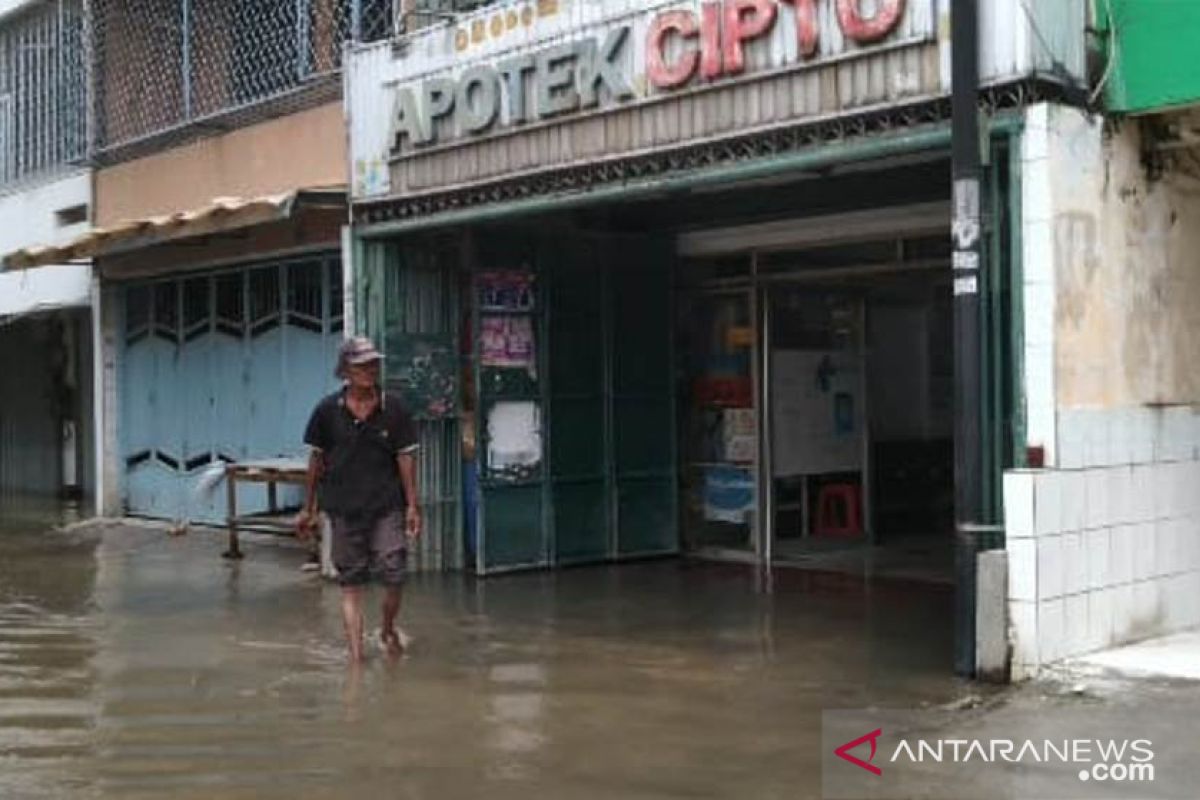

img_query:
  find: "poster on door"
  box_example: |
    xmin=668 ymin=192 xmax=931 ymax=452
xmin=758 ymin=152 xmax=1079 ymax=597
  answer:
xmin=480 ymin=315 xmax=537 ymax=377
xmin=771 ymin=349 xmax=864 ymax=477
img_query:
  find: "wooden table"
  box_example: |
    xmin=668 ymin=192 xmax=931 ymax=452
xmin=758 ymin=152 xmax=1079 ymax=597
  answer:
xmin=223 ymin=458 xmax=309 ymax=560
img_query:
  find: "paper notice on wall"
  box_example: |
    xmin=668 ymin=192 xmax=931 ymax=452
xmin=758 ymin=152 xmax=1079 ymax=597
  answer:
xmin=478 ymin=271 xmax=536 ymax=312
xmin=771 ymin=350 xmax=864 ymax=477
xmin=481 ymin=315 xmax=537 ymax=376
xmin=486 ymin=401 xmax=542 ymax=475
xmin=703 ymin=465 xmax=755 ymax=524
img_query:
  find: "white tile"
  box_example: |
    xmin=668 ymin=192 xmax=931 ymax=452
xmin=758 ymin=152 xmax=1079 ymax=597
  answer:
xmin=1023 ymin=156 xmax=1052 ymax=222
xmin=1151 ymin=462 xmax=1173 ymax=520
xmin=1109 ymin=524 xmax=1136 ymax=586
xmin=1058 ymin=413 xmax=1086 ymax=470
xmin=1035 ymin=471 xmax=1063 ymax=536
xmin=1157 ymin=521 xmax=1178 ymax=578
xmin=1111 ymin=583 xmax=1135 ymax=642
xmin=1063 ymin=532 xmax=1088 ymax=596
xmin=1132 ymin=581 xmax=1163 ymax=634
xmin=1172 ymin=410 xmax=1191 ymax=460
xmin=1060 ymin=470 xmax=1086 ymax=533
xmin=1183 ymin=574 xmax=1200 ymax=627
xmin=1163 ymin=463 xmax=1181 ymax=518
xmin=1088 ymin=589 xmax=1115 ymax=651
xmin=1191 ymin=413 xmax=1200 ymax=462
xmin=1038 ymin=598 xmax=1065 ymax=664
xmin=1109 ymin=409 xmax=1133 ymax=467
xmin=1024 ymin=103 xmax=1051 ymax=135
xmin=1085 ymin=411 xmax=1113 ymax=469
xmin=1009 ymin=600 xmax=1039 ymax=669
xmin=1182 ymin=463 xmax=1196 ymax=513
xmin=1085 ymin=528 xmax=1111 ymax=590
xmin=1129 ymin=409 xmax=1154 ymax=465
xmin=1024 ymin=344 xmax=1055 ymax=446
xmin=1149 ymin=411 xmax=1167 ymax=463
xmin=1181 ymin=520 xmax=1200 ymax=571
xmin=1064 ymin=593 xmax=1090 ymax=657
xmin=1023 ymin=118 xmax=1051 ymax=161
xmin=1130 ymin=465 xmax=1154 ymax=523
xmin=1024 ymin=282 xmax=1054 ymax=349
xmin=1108 ymin=466 xmax=1133 ymax=526
xmin=1003 ymin=471 xmax=1036 ymax=540
xmin=1038 ymin=536 xmax=1065 ymax=600
xmin=1022 ymin=219 xmax=1055 ymax=286
xmin=1177 ymin=518 xmax=1196 ymax=571
xmin=1187 ymin=464 xmax=1200 ymax=516
xmin=1164 ymin=575 xmax=1195 ymax=630
xmin=1084 ymin=468 xmax=1111 ymax=530
xmin=1007 ymin=538 xmax=1038 ymax=601
xmin=1165 ymin=408 xmax=1192 ymax=462
xmin=1028 ymin=398 xmax=1057 ymax=468
xmin=1134 ymin=523 xmax=1158 ymax=581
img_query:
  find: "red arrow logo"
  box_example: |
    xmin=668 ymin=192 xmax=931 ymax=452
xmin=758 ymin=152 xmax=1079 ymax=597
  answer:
xmin=835 ymin=728 xmax=884 ymax=776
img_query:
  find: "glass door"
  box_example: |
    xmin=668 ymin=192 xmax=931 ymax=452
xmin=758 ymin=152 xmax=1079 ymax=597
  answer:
xmin=763 ymin=286 xmax=869 ymax=565
xmin=678 ymin=288 xmax=759 ymax=560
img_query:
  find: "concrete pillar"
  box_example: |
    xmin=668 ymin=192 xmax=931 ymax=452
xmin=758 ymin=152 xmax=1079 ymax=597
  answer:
xmin=976 ymin=549 xmax=1010 ymax=682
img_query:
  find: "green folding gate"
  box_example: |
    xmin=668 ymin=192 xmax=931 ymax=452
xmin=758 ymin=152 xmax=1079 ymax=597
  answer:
xmin=360 ymin=227 xmax=678 ymax=575
xmin=474 ymin=230 xmax=678 ymax=574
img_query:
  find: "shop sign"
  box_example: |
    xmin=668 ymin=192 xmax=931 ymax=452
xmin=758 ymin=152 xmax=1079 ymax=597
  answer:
xmin=388 ymin=0 xmax=911 ymax=157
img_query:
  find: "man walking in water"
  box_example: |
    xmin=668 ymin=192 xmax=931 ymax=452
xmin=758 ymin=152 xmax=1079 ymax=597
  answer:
xmin=297 ymin=337 xmax=421 ymax=662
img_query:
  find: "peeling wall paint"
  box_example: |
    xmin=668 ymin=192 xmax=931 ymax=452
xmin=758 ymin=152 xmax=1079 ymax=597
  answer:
xmin=1044 ymin=106 xmax=1200 ymax=411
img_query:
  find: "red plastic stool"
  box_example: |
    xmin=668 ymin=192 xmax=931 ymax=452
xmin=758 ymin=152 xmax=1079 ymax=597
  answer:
xmin=814 ymin=483 xmax=863 ymax=538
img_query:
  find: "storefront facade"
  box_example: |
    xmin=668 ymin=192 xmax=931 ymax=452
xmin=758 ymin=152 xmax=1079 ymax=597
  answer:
xmin=346 ymin=0 xmax=1091 ymax=671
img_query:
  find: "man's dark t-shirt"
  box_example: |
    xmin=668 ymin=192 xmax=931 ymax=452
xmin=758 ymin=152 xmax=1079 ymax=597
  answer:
xmin=303 ymin=389 xmax=419 ymax=521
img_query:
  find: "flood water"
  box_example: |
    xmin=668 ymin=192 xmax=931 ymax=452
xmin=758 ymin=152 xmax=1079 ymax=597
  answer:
xmin=0 ymin=510 xmax=975 ymax=799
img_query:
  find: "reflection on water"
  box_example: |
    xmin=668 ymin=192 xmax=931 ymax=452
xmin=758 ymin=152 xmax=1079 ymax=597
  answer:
xmin=0 ymin=510 xmax=970 ymax=799
xmin=0 ymin=502 xmax=100 ymax=800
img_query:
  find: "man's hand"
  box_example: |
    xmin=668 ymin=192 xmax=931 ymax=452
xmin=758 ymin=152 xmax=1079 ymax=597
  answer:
xmin=405 ymin=505 xmax=423 ymax=540
xmin=295 ymin=510 xmax=319 ymax=542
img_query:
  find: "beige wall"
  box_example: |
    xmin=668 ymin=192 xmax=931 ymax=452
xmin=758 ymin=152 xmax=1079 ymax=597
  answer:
xmin=96 ymin=103 xmax=347 ymax=227
xmin=1033 ymin=106 xmax=1200 ymax=410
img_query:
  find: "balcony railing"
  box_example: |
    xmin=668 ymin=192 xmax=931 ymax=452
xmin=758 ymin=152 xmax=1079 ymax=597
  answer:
xmin=90 ymin=0 xmax=398 ymax=156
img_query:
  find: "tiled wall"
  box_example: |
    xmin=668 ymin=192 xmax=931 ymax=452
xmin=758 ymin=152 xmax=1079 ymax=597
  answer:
xmin=1019 ymin=106 xmax=1058 ymax=465
xmin=1005 ymin=104 xmax=1200 ymax=679
xmin=1005 ymin=407 xmax=1200 ymax=679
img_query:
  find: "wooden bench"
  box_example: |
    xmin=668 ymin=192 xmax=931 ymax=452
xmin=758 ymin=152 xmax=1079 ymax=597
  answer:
xmin=222 ymin=458 xmax=309 ymax=560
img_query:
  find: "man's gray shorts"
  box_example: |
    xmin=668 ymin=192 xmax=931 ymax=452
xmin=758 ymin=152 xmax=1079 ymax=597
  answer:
xmin=330 ymin=511 xmax=408 ymax=587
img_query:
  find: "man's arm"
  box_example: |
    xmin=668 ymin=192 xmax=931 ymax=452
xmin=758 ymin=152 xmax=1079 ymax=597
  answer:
xmin=398 ymin=451 xmax=421 ymax=538
xmin=296 ymin=449 xmax=324 ymax=538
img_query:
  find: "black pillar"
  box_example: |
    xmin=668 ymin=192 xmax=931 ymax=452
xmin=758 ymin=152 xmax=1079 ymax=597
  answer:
xmin=951 ymin=0 xmax=983 ymax=678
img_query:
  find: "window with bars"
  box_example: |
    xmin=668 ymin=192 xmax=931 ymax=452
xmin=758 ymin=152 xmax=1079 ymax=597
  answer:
xmin=91 ymin=0 xmax=400 ymax=153
xmin=0 ymin=0 xmax=86 ymax=191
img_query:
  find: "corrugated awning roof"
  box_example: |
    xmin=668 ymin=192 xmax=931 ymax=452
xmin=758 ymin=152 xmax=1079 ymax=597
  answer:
xmin=2 ymin=188 xmax=346 ymax=270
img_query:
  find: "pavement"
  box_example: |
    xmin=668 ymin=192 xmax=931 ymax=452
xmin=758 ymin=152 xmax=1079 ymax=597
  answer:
xmin=1071 ymin=632 xmax=1200 ymax=682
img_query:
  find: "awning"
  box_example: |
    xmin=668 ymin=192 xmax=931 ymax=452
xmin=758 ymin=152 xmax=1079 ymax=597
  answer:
xmin=2 ymin=188 xmax=346 ymax=270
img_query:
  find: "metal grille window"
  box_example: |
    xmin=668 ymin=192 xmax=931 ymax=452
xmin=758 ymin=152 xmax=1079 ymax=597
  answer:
xmin=91 ymin=0 xmax=398 ymax=153
xmin=0 ymin=0 xmax=86 ymax=191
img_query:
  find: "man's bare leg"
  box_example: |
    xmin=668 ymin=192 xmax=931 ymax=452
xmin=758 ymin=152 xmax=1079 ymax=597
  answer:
xmin=341 ymin=587 xmax=366 ymax=663
xmin=380 ymin=586 xmax=403 ymax=658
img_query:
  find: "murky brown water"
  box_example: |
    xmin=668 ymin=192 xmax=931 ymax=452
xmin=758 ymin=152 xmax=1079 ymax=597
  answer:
xmin=0 ymin=509 xmax=973 ymax=799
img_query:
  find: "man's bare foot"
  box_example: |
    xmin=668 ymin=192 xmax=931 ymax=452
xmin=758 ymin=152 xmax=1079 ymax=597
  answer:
xmin=348 ymin=642 xmax=366 ymax=664
xmin=380 ymin=628 xmax=404 ymax=659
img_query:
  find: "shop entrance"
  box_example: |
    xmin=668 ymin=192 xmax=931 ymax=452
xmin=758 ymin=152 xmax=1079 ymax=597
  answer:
xmin=678 ymin=224 xmax=957 ymax=583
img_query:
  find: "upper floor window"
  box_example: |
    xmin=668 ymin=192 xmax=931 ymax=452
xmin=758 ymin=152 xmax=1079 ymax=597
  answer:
xmin=0 ymin=0 xmax=86 ymax=191
xmin=91 ymin=0 xmax=398 ymax=155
